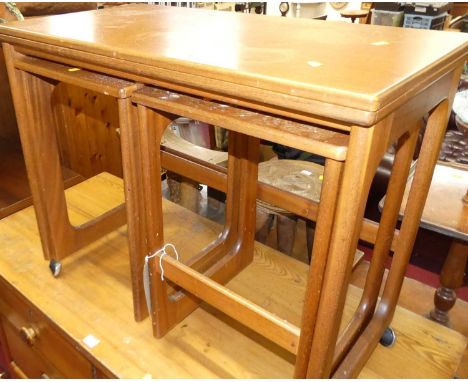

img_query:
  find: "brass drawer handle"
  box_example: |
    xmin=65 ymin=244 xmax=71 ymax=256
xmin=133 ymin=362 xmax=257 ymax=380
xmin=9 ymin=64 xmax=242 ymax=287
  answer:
xmin=19 ymin=326 xmax=37 ymax=346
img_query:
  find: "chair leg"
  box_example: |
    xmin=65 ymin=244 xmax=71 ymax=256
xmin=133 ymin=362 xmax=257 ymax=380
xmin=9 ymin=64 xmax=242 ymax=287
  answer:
xmin=277 ymin=214 xmax=298 ymax=256
xmin=255 ymin=209 xmax=274 ymax=244
xmin=305 ymin=219 xmax=315 ymax=262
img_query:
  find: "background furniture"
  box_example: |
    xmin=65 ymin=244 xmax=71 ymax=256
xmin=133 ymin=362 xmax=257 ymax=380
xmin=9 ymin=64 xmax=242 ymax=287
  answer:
xmin=255 ymin=159 xmax=322 ymax=258
xmin=340 ymin=9 xmax=369 ymax=23
xmin=386 ymin=162 xmax=467 ymax=326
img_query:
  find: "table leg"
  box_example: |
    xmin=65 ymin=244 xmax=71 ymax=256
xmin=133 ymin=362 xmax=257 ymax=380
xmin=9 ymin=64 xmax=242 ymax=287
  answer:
xmin=294 ymin=159 xmax=343 ymax=377
xmin=334 ymin=99 xmax=450 ymax=378
xmin=430 ymin=239 xmax=468 ymax=326
xmin=297 ymin=119 xmax=392 ymax=378
xmin=119 ymin=100 xmax=172 ymax=323
xmin=333 ymin=125 xmax=420 ymax=367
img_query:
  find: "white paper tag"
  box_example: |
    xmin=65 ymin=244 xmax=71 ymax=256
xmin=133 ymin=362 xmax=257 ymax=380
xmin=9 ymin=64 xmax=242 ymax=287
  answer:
xmin=371 ymin=41 xmax=389 ymax=46
xmin=307 ymin=60 xmax=322 ymax=68
xmin=300 ymin=170 xmax=312 ymax=176
xmin=143 ymin=258 xmax=152 ymax=314
xmin=83 ymin=334 xmax=101 ymax=349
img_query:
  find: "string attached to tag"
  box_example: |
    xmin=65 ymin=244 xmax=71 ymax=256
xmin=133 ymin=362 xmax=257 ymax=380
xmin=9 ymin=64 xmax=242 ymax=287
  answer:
xmin=142 ymin=243 xmax=180 ymax=314
xmin=157 ymin=243 xmax=179 ymax=281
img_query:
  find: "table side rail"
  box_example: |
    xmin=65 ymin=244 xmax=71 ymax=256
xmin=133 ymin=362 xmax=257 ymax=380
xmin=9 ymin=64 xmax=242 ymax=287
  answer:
xmin=133 ymin=86 xmax=349 ymax=161
xmin=12 ymin=53 xmax=142 ymax=99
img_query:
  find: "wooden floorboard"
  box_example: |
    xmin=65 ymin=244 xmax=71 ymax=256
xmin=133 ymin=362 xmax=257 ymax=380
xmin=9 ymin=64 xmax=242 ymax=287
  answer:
xmin=351 ymin=261 xmax=468 ymax=378
xmin=0 ymin=172 xmax=465 ymax=378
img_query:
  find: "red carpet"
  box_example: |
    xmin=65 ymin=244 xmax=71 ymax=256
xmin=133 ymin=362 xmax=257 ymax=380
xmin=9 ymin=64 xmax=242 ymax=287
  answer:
xmin=359 ymin=244 xmax=468 ymax=302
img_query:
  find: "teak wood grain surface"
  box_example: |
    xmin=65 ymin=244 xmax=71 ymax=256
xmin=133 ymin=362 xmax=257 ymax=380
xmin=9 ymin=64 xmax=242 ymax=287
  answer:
xmin=1 ymin=4 xmax=468 ymax=378
xmin=0 ymin=173 xmax=465 ymax=378
xmin=0 ymin=4 xmax=467 ymax=125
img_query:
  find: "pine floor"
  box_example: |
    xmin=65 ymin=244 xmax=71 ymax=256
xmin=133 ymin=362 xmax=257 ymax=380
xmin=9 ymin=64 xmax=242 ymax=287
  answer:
xmin=0 ymin=172 xmax=465 ymax=377
xmin=188 ymin=184 xmax=468 ymax=378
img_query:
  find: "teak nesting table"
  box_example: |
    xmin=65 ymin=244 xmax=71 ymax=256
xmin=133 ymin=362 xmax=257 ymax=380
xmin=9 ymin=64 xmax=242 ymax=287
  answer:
xmin=1 ymin=5 xmax=467 ymax=378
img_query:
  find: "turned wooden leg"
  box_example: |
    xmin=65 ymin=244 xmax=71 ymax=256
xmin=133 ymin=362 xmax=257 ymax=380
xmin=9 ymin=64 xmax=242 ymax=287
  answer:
xmin=430 ymin=239 xmax=468 ymax=326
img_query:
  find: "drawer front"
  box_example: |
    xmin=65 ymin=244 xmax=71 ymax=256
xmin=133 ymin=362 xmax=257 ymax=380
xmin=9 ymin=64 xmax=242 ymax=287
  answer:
xmin=0 ymin=322 xmax=10 ymax=376
xmin=0 ymin=284 xmax=95 ymax=378
xmin=3 ymin=319 xmax=61 ymax=378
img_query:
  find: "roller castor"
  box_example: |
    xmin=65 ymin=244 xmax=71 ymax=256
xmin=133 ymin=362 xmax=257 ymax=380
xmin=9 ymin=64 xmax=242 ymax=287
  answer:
xmin=49 ymin=260 xmax=62 ymax=277
xmin=379 ymin=327 xmax=396 ymax=347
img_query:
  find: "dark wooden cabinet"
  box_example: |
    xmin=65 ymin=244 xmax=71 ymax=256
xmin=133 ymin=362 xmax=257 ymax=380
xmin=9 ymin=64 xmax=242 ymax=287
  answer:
xmin=0 ymin=280 xmax=106 ymax=378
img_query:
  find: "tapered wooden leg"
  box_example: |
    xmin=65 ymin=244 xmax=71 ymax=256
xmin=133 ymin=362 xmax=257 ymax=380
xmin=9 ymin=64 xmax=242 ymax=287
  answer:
xmin=333 ymin=126 xmax=420 ymax=368
xmin=430 ymin=239 xmax=468 ymax=326
xmin=119 ymin=100 xmax=172 ymax=322
xmin=304 ymin=121 xmax=391 ymax=378
xmin=294 ymin=159 xmax=344 ymax=377
xmin=4 ymin=45 xmax=73 ymax=259
xmin=230 ymin=132 xmax=260 ymax=267
xmin=334 ymin=99 xmax=450 ymax=378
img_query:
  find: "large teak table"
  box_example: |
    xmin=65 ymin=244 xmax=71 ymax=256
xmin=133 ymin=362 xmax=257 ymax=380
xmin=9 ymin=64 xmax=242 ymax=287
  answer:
xmin=1 ymin=5 xmax=467 ymax=378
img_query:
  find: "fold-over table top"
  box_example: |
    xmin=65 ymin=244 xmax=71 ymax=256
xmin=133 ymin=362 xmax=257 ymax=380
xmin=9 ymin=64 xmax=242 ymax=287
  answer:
xmin=1 ymin=4 xmax=467 ymax=124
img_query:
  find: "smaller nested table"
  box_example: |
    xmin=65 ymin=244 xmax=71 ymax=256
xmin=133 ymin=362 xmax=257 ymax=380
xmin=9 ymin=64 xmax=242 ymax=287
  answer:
xmin=384 ymin=162 xmax=468 ymax=326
